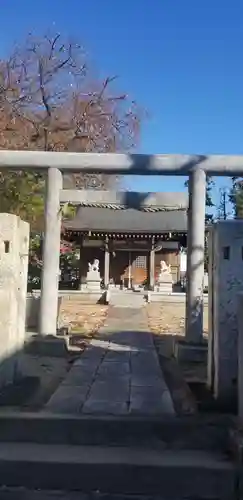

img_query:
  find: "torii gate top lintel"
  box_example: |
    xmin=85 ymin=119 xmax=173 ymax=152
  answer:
xmin=0 ymin=150 xmax=243 ymax=176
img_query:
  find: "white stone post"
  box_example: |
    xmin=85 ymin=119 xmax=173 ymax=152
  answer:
xmin=128 ymin=251 xmax=132 ymax=289
xmin=18 ymin=220 xmax=30 ymax=348
xmin=39 ymin=168 xmax=62 ymax=336
xmin=149 ymin=237 xmax=155 ymax=290
xmin=104 ymin=236 xmax=110 ymax=289
xmin=185 ymin=168 xmax=206 ymax=343
xmin=78 ymin=235 xmax=84 ymax=290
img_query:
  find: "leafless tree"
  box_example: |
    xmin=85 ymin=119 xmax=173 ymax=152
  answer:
xmin=0 ymin=32 xmax=144 ymax=190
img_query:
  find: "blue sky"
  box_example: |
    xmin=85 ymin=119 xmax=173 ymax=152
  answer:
xmin=1 ymin=0 xmax=243 ymax=209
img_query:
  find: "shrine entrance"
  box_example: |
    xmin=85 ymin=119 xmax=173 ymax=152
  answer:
xmin=110 ymin=250 xmax=149 ymax=289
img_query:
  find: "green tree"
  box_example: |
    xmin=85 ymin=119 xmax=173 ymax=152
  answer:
xmin=204 ymin=176 xmax=215 ymax=223
xmin=229 ymin=177 xmax=243 ymax=217
xmin=185 ymin=175 xmax=215 ymax=223
xmin=0 ymin=172 xmax=45 ymax=229
xmin=216 ymin=186 xmax=231 ymax=220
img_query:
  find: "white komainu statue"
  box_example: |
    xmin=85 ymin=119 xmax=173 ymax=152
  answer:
xmin=160 ymin=260 xmax=171 ymax=274
xmin=88 ymin=259 xmax=100 ymax=272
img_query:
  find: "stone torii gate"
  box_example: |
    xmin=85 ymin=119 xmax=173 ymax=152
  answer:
xmin=1 ymin=151 xmax=243 ymax=347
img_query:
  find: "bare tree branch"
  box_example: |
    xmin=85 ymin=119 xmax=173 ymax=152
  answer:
xmin=0 ymin=31 xmax=146 ymax=188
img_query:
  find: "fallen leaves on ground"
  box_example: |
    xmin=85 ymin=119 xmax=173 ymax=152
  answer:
xmin=147 ymin=303 xmax=208 ymax=336
xmin=59 ymin=302 xmax=108 ymax=337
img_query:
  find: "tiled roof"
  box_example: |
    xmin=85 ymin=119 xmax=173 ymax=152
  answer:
xmin=64 ymin=206 xmax=187 ymax=234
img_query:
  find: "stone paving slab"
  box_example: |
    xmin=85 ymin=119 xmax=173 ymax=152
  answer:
xmin=131 ymin=374 xmax=168 ymax=390
xmin=97 ymin=361 xmax=130 ymax=378
xmin=129 ymin=390 xmax=176 ymax=415
xmin=80 ymin=347 xmax=105 ymax=361
xmin=0 ymin=489 xmax=185 ymax=500
xmin=131 ymin=350 xmax=161 ymax=366
xmin=88 ymin=380 xmax=129 ymax=401
xmin=62 ymin=367 xmax=95 ymax=387
xmin=82 ymin=399 xmax=128 ymax=415
xmin=45 ymin=385 xmax=90 ymax=414
xmin=73 ymin=357 xmax=102 ymax=368
xmin=104 ymin=350 xmax=131 ymax=362
xmin=45 ymin=307 xmax=175 ymax=416
xmin=130 ymin=385 xmax=169 ymax=402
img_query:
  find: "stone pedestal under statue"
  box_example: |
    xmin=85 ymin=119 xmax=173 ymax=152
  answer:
xmin=86 ymin=259 xmax=101 ymax=292
xmin=157 ymin=260 xmax=173 ymax=293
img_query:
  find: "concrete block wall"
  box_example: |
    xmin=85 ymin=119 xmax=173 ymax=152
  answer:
xmin=0 ymin=214 xmax=29 ymax=386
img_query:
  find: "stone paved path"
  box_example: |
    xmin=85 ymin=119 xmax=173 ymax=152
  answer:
xmin=0 ymin=488 xmax=180 ymax=499
xmin=45 ymin=307 xmax=175 ymax=416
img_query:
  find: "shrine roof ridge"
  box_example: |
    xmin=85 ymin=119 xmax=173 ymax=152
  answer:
xmin=60 ymin=190 xmax=188 ymax=211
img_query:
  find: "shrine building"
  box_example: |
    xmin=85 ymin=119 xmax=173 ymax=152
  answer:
xmin=62 ymin=190 xmax=188 ymax=290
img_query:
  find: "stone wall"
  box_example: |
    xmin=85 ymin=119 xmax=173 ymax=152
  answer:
xmin=0 ymin=214 xmax=29 ymax=386
xmin=208 ymin=220 xmax=243 ymax=406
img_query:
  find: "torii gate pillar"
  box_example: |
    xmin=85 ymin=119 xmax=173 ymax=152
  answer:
xmin=39 ymin=168 xmax=62 ymax=336
xmin=175 ymin=168 xmax=207 ymax=361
